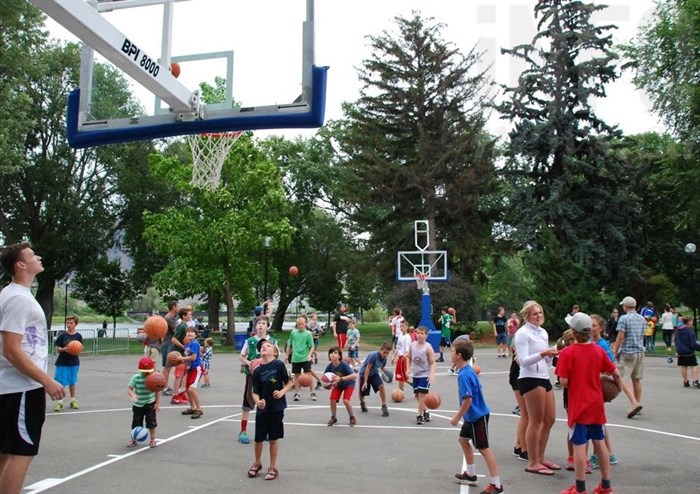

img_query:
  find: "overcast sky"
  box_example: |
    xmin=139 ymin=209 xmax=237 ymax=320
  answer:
xmin=45 ymin=0 xmax=664 ymax=139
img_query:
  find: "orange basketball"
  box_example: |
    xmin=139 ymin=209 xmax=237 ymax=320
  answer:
xmin=289 ymin=265 xmax=299 ymax=277
xmin=145 ymin=371 xmax=167 ymax=392
xmin=298 ymin=373 xmax=313 ymax=387
xmin=65 ymin=340 xmax=83 ymax=355
xmin=472 ymin=364 xmax=481 ymax=375
xmin=424 ymin=392 xmax=441 ymax=410
xmin=391 ymin=388 xmax=405 ymax=402
xmin=600 ymin=374 xmax=621 ymax=402
xmin=170 ymin=62 xmax=180 ymax=78
xmin=167 ymin=351 xmax=181 ymax=367
xmin=144 ymin=316 xmax=168 ymax=340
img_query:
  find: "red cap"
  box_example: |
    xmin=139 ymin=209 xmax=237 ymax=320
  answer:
xmin=138 ymin=357 xmax=155 ymax=373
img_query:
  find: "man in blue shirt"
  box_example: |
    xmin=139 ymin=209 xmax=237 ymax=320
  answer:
xmin=612 ymin=296 xmax=645 ymax=419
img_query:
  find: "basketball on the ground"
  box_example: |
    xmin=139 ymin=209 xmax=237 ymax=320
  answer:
xmin=145 ymin=371 xmax=167 ymax=392
xmin=391 ymin=388 xmax=405 ymax=402
xmin=600 ymin=374 xmax=621 ymax=402
xmin=170 ymin=62 xmax=180 ymax=78
xmin=321 ymin=372 xmax=336 ymax=389
xmin=144 ymin=316 xmax=168 ymax=340
xmin=65 ymin=340 xmax=83 ymax=355
xmin=425 ymin=392 xmax=441 ymax=409
xmin=381 ymin=369 xmax=394 ymax=383
xmin=472 ymin=364 xmax=481 ymax=375
xmin=289 ymin=265 xmax=299 ymax=277
xmin=298 ymin=373 xmax=313 ymax=387
xmin=131 ymin=426 xmax=148 ymax=442
xmin=167 ymin=351 xmax=181 ymax=367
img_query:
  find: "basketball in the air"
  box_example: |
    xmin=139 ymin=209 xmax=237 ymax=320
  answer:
xmin=425 ymin=392 xmax=441 ymax=409
xmin=600 ymin=374 xmax=621 ymax=402
xmin=289 ymin=265 xmax=299 ymax=277
xmin=167 ymin=351 xmax=181 ymax=367
xmin=65 ymin=340 xmax=83 ymax=355
xmin=170 ymin=62 xmax=180 ymax=78
xmin=145 ymin=371 xmax=167 ymax=392
xmin=472 ymin=364 xmax=481 ymax=375
xmin=144 ymin=316 xmax=168 ymax=340
xmin=298 ymin=373 xmax=313 ymax=388
xmin=391 ymin=388 xmax=405 ymax=402
xmin=321 ymin=372 xmax=336 ymax=389
xmin=448 ymin=307 xmax=456 ymax=315
xmin=131 ymin=426 xmax=148 ymax=443
xmin=249 ymin=358 xmax=263 ymax=374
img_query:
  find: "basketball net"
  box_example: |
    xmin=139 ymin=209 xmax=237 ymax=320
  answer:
xmin=187 ymin=131 xmax=243 ymax=191
xmin=415 ymin=273 xmax=429 ymax=294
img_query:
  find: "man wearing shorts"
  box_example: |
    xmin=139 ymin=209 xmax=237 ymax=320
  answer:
xmin=612 ymin=296 xmax=645 ymax=418
xmin=0 ymin=243 xmax=65 ymax=494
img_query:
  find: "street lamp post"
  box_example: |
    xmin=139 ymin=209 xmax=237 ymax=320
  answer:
xmin=263 ymin=236 xmax=272 ymax=302
xmin=684 ymin=243 xmax=697 ymax=337
xmin=64 ymin=278 xmax=71 ymax=330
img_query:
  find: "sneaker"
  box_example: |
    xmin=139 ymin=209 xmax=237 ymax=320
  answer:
xmin=693 ymin=381 xmax=700 ymax=389
xmin=162 ymin=388 xmax=173 ymax=396
xmin=416 ymin=414 xmax=424 ymax=425
xmin=53 ymin=401 xmax=63 ymax=412
xmin=454 ymin=471 xmax=478 ymax=486
xmin=191 ymin=410 xmax=203 ymax=419
xmin=360 ymin=401 xmax=368 ymax=413
xmin=684 ymin=381 xmax=690 ymax=388
xmin=177 ymin=393 xmax=189 ymax=403
xmin=436 ymin=357 xmax=445 ymax=362
xmin=69 ymin=399 xmax=79 ymax=409
xmin=589 ymin=454 xmax=599 ymax=470
xmin=518 ymin=451 xmax=529 ymax=461
xmin=170 ymin=397 xmax=181 ymax=405
xmin=181 ymin=408 xmax=195 ymax=415
xmin=560 ymin=485 xmax=586 ymax=494
xmin=609 ymin=453 xmax=618 ymax=465
xmin=513 ymin=447 xmax=522 ymax=457
xmin=586 ymin=460 xmax=592 ymax=474
xmin=315 ymin=381 xmax=322 ymax=390
xmin=293 ymin=393 xmax=301 ymax=402
xmin=480 ymin=484 xmax=504 ymax=494
xmin=381 ymin=404 xmax=389 ymax=417
xmin=201 ymin=383 xmax=210 ymax=388
xmin=327 ymin=416 xmax=338 ymax=426
xmin=349 ymin=416 xmax=357 ymax=426
xmin=310 ymin=392 xmax=318 ymax=401
xmin=566 ymin=457 xmax=575 ymax=471
xmin=423 ymin=411 xmax=431 ymax=422
xmin=512 ymin=405 xmax=521 ymax=415
xmin=238 ymin=431 xmax=250 ymax=444
xmin=593 ymin=484 xmax=614 ymax=494
xmin=449 ymin=368 xmax=456 ymax=375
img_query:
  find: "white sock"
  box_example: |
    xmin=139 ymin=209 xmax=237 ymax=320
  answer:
xmin=491 ymin=475 xmax=501 ymax=487
xmin=466 ymin=464 xmax=476 ymax=476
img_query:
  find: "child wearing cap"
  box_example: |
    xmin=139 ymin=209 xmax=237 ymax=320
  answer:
xmin=126 ymin=357 xmax=160 ymax=448
xmin=555 ymin=313 xmax=622 ymax=494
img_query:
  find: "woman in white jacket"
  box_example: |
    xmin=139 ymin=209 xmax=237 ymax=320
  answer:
xmin=514 ymin=300 xmax=560 ymax=475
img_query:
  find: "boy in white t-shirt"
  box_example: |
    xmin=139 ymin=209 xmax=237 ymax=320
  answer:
xmin=388 ymin=308 xmax=404 ymax=348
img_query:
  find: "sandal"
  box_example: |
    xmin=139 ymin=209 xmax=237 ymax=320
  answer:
xmin=542 ymin=460 xmax=561 ymax=470
xmin=247 ymin=463 xmax=263 ymax=478
xmin=264 ymin=466 xmax=279 ymax=481
xmin=149 ymin=439 xmax=157 ymax=448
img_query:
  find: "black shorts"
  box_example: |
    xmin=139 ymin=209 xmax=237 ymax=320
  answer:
xmin=678 ymin=355 xmax=698 ymax=367
xmin=358 ymin=373 xmax=384 ymax=397
xmin=254 ymin=411 xmax=284 ymax=442
xmin=132 ymin=402 xmax=157 ymax=430
xmin=518 ymin=377 xmax=553 ymax=395
xmin=0 ymin=387 xmax=46 ymax=456
xmin=440 ymin=337 xmax=451 ymax=347
xmin=242 ymin=375 xmax=255 ymax=411
xmin=459 ymin=414 xmax=491 ymax=450
xmin=291 ymin=361 xmax=311 ymax=375
xmin=509 ymin=359 xmax=520 ymax=391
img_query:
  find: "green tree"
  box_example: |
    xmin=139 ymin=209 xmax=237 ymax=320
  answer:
xmin=334 ymin=12 xmax=498 ymax=281
xmin=496 ymin=0 xmax=637 ymax=285
xmin=73 ymin=258 xmax=135 ymax=328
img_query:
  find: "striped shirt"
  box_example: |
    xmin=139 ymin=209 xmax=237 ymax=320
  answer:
xmin=617 ymin=312 xmax=646 ymax=354
xmin=128 ymin=373 xmax=156 ymax=407
xmin=202 ymin=346 xmax=213 ymax=370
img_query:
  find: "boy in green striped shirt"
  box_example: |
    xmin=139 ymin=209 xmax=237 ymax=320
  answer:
xmin=126 ymin=357 xmax=161 ymax=448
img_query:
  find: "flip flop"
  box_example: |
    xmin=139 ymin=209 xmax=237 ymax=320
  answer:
xmin=525 ymin=466 xmax=555 ymax=476
xmin=627 ymin=404 xmax=643 ymax=418
xmin=543 ymin=460 xmax=562 ymax=470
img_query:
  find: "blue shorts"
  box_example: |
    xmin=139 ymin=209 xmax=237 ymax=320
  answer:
xmin=495 ymin=333 xmax=507 ymax=345
xmin=568 ymin=423 xmax=605 ymax=446
xmin=54 ymin=365 xmax=79 ymax=386
xmin=348 ymin=348 xmax=359 ymax=359
xmin=255 ymin=411 xmax=285 ymax=442
xmin=413 ymin=376 xmax=430 ymax=394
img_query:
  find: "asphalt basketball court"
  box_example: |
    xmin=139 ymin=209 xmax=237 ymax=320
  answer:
xmin=23 ymin=349 xmax=700 ymax=494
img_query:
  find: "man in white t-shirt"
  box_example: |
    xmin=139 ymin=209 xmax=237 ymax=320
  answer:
xmin=0 ymin=243 xmax=65 ymax=494
xmin=388 ymin=308 xmax=404 ymax=348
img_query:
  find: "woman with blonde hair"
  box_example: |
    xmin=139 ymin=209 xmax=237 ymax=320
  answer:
xmin=514 ymin=300 xmax=560 ymax=476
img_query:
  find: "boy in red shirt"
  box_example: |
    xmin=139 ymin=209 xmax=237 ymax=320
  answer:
xmin=555 ymin=313 xmax=621 ymax=494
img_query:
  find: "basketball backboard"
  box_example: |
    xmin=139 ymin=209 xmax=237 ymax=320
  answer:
xmin=396 ymin=250 xmax=448 ymax=282
xmin=30 ymin=0 xmax=328 ymax=148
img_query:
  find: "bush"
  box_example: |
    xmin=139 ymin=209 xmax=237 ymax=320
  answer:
xmin=363 ymin=305 xmax=388 ymax=323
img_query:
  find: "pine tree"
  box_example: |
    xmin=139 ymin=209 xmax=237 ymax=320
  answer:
xmin=497 ymin=0 xmax=637 ymax=284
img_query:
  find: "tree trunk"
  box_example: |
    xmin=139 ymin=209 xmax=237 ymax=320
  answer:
xmin=35 ymin=278 xmax=56 ymax=329
xmin=207 ymin=290 xmax=219 ymax=330
xmin=224 ymin=285 xmax=235 ymax=347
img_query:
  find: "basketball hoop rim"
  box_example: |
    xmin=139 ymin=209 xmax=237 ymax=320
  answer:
xmin=197 ymin=131 xmax=244 ymax=139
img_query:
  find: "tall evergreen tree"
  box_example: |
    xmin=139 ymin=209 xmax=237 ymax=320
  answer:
xmin=497 ymin=0 xmax=637 ymax=285
xmin=336 ymin=12 xmax=498 ymax=280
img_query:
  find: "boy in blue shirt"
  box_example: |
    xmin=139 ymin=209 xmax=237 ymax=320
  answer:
xmin=180 ymin=328 xmax=203 ymax=418
xmin=358 ymin=342 xmax=392 ymax=417
xmin=450 ymin=339 xmax=504 ymax=494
